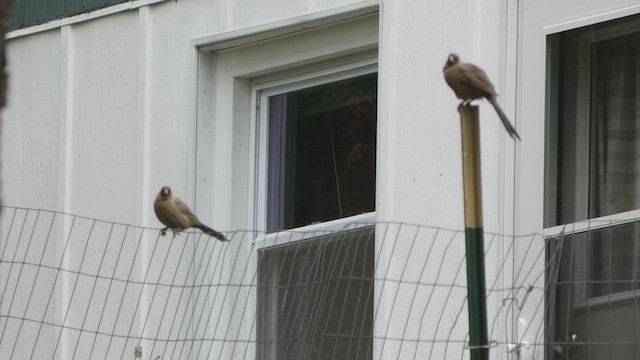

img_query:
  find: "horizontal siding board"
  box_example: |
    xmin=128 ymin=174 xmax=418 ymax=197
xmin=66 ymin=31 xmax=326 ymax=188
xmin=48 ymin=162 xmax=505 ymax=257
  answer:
xmin=11 ymin=0 xmax=130 ymax=30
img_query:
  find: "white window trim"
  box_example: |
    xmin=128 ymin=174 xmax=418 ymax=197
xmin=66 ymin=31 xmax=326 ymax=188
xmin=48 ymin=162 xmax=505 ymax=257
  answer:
xmin=193 ymin=0 xmax=380 ymax=51
xmin=543 ymin=209 xmax=640 ymax=238
xmin=516 ymin=3 xmax=640 ymax=353
xmin=543 ymin=17 xmax=640 ymax=234
xmin=543 ymin=12 xmax=640 ymax=309
xmin=524 ymin=4 xmax=640 ymax=232
xmin=546 ymin=17 xmax=640 ymax=227
xmin=246 ymin=47 xmax=378 ymax=360
xmin=541 ymin=3 xmax=640 ymax=35
xmin=191 ymin=10 xmax=378 ymax=230
xmin=246 ymin=60 xmax=378 ymax=360
xmin=250 ymin=61 xmax=378 ymax=246
xmin=192 ymin=10 xmax=379 ymax=359
xmin=248 ymin=67 xmax=378 ymax=359
xmin=254 ymin=221 xmax=376 ymax=360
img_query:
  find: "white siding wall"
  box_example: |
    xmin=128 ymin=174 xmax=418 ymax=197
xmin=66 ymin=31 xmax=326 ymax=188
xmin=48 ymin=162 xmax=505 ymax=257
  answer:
xmin=2 ymin=0 xmax=370 ymax=225
xmin=0 ymin=0 xmax=525 ymax=359
xmin=377 ymin=0 xmax=515 ymax=232
xmin=2 ymin=30 xmax=63 ymax=211
xmin=377 ymin=2 xmax=514 ymax=357
xmin=1 ymin=0 xmax=519 ymax=245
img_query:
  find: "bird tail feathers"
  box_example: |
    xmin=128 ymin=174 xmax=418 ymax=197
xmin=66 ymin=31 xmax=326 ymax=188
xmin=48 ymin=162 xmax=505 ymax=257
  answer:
xmin=196 ymin=223 xmax=229 ymax=242
xmin=488 ymin=98 xmax=521 ymax=141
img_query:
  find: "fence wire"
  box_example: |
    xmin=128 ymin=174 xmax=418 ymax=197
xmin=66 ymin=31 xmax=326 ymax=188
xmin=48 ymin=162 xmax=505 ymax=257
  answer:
xmin=1 ymin=206 xmax=639 ymax=359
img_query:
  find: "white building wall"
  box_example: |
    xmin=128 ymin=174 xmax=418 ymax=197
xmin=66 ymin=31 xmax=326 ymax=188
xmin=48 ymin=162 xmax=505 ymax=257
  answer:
xmin=0 ymin=0 xmax=519 ymax=242
xmin=0 ymin=0 xmax=530 ymax=359
xmin=2 ymin=0 xmax=373 ymax=225
xmin=377 ymin=0 xmax=515 ymax=232
xmin=2 ymin=29 xmax=63 ymax=211
xmin=376 ymin=1 xmax=514 ymax=358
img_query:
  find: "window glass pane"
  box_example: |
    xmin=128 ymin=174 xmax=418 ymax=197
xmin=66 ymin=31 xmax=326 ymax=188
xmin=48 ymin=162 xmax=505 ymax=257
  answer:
xmin=257 ymin=227 xmax=374 ymax=360
xmin=546 ymin=227 xmax=640 ymax=303
xmin=544 ymin=15 xmax=640 ymax=227
xmin=546 ymin=222 xmax=640 ymax=359
xmin=267 ymin=73 xmax=377 ymax=232
xmin=545 ymin=16 xmax=640 ymax=360
xmin=590 ymin=32 xmax=640 ymax=219
xmin=588 ymin=222 xmax=640 ymax=297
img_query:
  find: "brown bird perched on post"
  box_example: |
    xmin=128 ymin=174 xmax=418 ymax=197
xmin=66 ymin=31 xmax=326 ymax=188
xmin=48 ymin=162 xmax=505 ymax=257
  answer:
xmin=154 ymin=186 xmax=228 ymax=242
xmin=443 ymin=53 xmax=521 ymax=140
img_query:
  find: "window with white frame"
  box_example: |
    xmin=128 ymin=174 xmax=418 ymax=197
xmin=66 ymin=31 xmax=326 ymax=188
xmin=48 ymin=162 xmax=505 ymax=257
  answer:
xmin=194 ymin=8 xmax=378 ymax=359
xmin=253 ymin=65 xmax=377 ymax=360
xmin=257 ymin=226 xmax=374 ymax=360
xmin=544 ymin=13 xmax=640 ymax=359
xmin=262 ymin=71 xmax=377 ymax=233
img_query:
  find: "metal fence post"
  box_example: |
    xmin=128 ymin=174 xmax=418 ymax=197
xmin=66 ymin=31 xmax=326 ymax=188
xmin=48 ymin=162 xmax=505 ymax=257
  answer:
xmin=459 ymin=105 xmax=489 ymax=360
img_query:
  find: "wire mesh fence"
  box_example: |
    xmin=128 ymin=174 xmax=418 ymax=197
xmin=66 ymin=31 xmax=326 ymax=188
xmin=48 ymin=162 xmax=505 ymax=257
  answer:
xmin=1 ymin=205 xmax=639 ymax=359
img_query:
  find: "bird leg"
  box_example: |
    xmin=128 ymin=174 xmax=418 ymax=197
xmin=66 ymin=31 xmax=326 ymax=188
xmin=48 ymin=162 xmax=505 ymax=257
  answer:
xmin=160 ymin=227 xmax=182 ymax=238
xmin=457 ymin=101 xmax=469 ymax=112
xmin=457 ymin=101 xmax=474 ymax=112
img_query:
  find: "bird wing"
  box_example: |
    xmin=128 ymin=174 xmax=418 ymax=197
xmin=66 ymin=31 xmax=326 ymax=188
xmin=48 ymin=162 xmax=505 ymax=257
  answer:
xmin=172 ymin=196 xmax=199 ymax=225
xmin=459 ymin=63 xmax=497 ymax=98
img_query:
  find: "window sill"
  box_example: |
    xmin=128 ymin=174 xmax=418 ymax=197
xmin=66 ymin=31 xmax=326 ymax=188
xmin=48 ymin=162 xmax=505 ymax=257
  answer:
xmin=576 ymin=290 xmax=640 ymax=312
xmin=253 ymin=212 xmax=375 ymax=249
xmin=543 ymin=208 xmax=640 ymax=238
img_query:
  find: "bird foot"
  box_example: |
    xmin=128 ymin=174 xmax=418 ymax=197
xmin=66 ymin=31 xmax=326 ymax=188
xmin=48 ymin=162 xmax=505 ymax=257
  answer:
xmin=172 ymin=230 xmax=181 ymax=239
xmin=458 ymin=101 xmax=473 ymax=110
xmin=160 ymin=228 xmax=168 ymax=236
xmin=457 ymin=101 xmax=476 ymax=113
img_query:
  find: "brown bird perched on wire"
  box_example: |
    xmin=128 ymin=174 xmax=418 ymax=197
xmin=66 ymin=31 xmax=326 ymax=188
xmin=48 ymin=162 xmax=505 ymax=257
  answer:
xmin=443 ymin=53 xmax=521 ymax=140
xmin=154 ymin=186 xmax=228 ymax=242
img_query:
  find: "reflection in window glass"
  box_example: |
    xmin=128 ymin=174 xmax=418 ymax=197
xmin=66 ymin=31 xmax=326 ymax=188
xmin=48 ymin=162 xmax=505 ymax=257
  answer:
xmin=588 ymin=222 xmax=640 ymax=297
xmin=590 ymin=33 xmax=640 ymax=219
xmin=267 ymin=73 xmax=377 ymax=233
xmin=545 ymin=15 xmax=640 ymax=294
xmin=545 ymin=15 xmax=640 ymax=227
xmin=545 ymin=15 xmax=640 ymax=360
xmin=257 ymin=227 xmax=374 ymax=360
xmin=546 ymin=222 xmax=640 ymax=359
